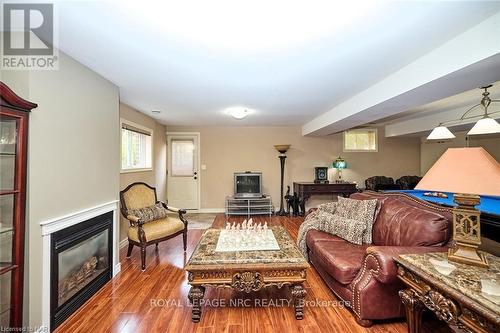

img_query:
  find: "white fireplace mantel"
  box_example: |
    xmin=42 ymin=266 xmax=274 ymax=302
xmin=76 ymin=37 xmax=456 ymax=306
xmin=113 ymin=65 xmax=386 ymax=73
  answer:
xmin=39 ymin=200 xmax=120 ymax=332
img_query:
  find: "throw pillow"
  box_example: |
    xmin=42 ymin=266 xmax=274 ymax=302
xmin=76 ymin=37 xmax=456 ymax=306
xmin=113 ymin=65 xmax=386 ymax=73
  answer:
xmin=317 ymin=202 xmax=338 ymax=214
xmin=331 ymin=217 xmax=367 ymax=245
xmin=128 ymin=202 xmax=169 ymax=223
xmin=334 ymin=197 xmax=378 ymax=244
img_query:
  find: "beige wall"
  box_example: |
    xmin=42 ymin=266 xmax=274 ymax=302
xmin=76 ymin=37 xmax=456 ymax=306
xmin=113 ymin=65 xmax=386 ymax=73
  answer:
xmin=421 ymin=131 xmax=500 ymax=174
xmin=1 ymin=51 xmax=120 ymax=327
xmin=168 ymin=126 xmax=421 ymax=209
xmin=119 ymin=103 xmax=167 ymax=241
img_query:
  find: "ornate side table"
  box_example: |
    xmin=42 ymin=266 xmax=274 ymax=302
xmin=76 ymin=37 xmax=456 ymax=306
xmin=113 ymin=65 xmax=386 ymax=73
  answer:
xmin=185 ymin=226 xmax=310 ymax=322
xmin=395 ymin=252 xmax=500 ymax=333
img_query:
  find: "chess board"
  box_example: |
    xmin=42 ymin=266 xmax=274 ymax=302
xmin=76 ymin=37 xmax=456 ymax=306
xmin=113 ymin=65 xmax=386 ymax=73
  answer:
xmin=215 ymin=229 xmax=280 ymax=252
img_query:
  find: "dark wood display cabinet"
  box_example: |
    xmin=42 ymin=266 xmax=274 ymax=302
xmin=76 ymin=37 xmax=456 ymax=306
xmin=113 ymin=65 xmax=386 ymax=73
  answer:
xmin=0 ymin=82 xmax=37 ymax=329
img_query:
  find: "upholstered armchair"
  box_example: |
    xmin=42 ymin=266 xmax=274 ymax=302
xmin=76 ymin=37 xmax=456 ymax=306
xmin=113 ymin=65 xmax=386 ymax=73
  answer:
xmin=120 ymin=182 xmax=188 ymax=271
xmin=395 ymin=175 xmax=422 ymax=190
xmin=364 ymin=176 xmax=401 ymax=191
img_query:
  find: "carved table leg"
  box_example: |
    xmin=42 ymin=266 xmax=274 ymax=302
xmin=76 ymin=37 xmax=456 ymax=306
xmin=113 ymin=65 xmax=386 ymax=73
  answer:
xmin=291 ymin=284 xmax=307 ymax=320
xmin=399 ymin=289 xmax=425 ymax=333
xmin=188 ymin=285 xmax=205 ymax=323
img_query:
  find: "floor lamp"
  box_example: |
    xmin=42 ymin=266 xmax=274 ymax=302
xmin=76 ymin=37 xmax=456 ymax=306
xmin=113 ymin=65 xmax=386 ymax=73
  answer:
xmin=274 ymin=144 xmax=290 ymax=216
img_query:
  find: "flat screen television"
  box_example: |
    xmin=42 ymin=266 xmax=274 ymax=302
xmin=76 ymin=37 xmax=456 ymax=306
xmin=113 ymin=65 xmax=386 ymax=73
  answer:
xmin=234 ymin=172 xmax=262 ymax=198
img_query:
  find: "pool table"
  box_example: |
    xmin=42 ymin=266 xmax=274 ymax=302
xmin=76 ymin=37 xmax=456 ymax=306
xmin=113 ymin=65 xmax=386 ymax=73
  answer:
xmin=391 ymin=189 xmax=500 ymax=242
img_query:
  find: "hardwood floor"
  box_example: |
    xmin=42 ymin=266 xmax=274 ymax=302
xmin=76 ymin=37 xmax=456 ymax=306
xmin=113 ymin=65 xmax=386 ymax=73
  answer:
xmin=55 ymin=215 xmax=449 ymax=333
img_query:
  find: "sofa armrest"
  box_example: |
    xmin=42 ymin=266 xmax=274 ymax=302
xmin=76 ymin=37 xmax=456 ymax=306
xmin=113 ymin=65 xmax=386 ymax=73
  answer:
xmin=363 ymin=246 xmax=448 ymax=284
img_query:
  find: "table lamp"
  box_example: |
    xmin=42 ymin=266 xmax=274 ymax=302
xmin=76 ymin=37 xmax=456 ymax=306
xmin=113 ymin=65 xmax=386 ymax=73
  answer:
xmin=333 ymin=156 xmax=347 ymax=183
xmin=416 ymin=147 xmax=500 ymax=268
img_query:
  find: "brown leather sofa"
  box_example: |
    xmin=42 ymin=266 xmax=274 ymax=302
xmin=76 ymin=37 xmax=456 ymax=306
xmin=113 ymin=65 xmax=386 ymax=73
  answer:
xmin=306 ymin=191 xmax=452 ymax=326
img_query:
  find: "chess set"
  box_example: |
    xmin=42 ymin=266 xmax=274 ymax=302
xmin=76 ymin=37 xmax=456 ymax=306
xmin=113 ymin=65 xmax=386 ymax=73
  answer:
xmin=215 ymin=218 xmax=280 ymax=252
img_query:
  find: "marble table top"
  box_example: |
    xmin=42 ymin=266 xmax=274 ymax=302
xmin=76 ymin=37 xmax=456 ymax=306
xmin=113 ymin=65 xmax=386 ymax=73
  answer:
xmin=396 ymin=252 xmax=500 ymax=315
xmin=186 ymin=226 xmax=308 ymax=267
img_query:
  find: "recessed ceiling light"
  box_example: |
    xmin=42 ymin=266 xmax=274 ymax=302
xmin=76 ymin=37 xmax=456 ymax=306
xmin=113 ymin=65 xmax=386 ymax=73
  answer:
xmin=152 ymin=109 xmax=162 ymax=114
xmin=226 ymin=107 xmax=251 ymax=120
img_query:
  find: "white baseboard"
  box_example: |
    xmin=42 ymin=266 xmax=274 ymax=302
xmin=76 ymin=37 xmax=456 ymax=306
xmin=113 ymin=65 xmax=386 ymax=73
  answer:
xmin=113 ymin=263 xmax=121 ymax=276
xmin=119 ymin=238 xmax=129 ymax=249
xmin=196 ymin=208 xmax=225 ymax=213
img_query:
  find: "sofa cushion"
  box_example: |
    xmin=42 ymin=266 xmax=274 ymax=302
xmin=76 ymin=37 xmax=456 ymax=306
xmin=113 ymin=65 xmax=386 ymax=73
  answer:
xmin=306 ymin=229 xmax=346 ymax=247
xmin=308 ymin=239 xmax=369 ymax=285
xmin=334 ymin=197 xmax=378 ymax=244
xmin=373 ymin=200 xmax=450 ymax=246
xmin=351 ymin=192 xmax=452 ymax=247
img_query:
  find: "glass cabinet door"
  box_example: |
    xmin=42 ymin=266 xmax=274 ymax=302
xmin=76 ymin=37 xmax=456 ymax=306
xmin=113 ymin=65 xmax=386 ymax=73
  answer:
xmin=0 ymin=116 xmax=18 ymax=328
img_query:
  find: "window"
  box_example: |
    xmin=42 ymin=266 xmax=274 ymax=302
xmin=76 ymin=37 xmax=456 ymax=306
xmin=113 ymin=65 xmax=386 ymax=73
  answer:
xmin=343 ymin=128 xmax=378 ymax=152
xmin=171 ymin=139 xmax=195 ymax=176
xmin=121 ymin=120 xmax=153 ymax=172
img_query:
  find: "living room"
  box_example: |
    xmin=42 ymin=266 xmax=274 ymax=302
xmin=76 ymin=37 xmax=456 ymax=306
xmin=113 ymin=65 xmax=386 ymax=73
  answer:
xmin=1 ymin=1 xmax=500 ymax=333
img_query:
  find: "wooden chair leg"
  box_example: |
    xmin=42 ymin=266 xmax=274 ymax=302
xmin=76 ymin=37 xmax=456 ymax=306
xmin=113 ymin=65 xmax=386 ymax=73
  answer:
xmin=183 ymin=230 xmax=187 ymax=252
xmin=140 ymin=245 xmax=146 ymax=271
xmin=126 ymin=243 xmax=134 ymax=258
xmin=155 ymin=243 xmax=159 ymax=251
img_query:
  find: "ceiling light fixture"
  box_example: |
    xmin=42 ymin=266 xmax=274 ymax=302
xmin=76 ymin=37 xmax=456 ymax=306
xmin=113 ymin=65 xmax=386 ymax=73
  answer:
xmin=152 ymin=109 xmax=162 ymax=114
xmin=226 ymin=107 xmax=250 ymax=120
xmin=427 ymin=85 xmax=500 ymax=140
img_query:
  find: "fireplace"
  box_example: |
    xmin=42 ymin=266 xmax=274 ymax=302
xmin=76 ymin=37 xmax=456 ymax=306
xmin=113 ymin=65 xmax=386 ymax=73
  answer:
xmin=50 ymin=211 xmax=113 ymax=330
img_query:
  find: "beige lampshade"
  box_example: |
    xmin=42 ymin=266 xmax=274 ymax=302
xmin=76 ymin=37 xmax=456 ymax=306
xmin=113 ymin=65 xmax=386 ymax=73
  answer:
xmin=416 ymin=147 xmax=500 ymax=196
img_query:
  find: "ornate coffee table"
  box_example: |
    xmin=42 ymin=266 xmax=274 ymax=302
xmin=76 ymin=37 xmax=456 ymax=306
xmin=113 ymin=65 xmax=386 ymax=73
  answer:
xmin=185 ymin=226 xmax=310 ymax=322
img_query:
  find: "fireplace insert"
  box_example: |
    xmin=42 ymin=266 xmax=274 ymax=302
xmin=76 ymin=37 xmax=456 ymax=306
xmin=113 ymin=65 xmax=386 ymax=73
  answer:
xmin=50 ymin=211 xmax=113 ymax=331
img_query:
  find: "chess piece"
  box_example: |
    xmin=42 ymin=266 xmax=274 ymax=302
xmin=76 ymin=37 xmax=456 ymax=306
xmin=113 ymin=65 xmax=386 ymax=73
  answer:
xmin=263 ymin=222 xmax=268 ymax=231
xmin=226 ymin=222 xmax=231 ymax=230
xmin=242 ymin=219 xmax=247 ymax=230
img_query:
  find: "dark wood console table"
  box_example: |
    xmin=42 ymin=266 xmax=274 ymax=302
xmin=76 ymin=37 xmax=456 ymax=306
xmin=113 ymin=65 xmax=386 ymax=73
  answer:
xmin=293 ymin=182 xmax=357 ymax=215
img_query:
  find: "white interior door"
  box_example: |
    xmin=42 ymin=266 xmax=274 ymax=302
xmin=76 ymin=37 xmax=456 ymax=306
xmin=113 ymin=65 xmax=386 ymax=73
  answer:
xmin=167 ymin=133 xmax=200 ymax=210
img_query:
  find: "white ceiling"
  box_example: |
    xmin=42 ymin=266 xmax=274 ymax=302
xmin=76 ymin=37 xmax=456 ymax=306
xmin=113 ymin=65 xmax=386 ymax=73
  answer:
xmin=55 ymin=0 xmax=500 ymax=126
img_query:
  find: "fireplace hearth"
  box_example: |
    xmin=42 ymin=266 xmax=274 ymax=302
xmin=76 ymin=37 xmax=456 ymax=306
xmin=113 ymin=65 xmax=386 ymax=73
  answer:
xmin=50 ymin=211 xmax=113 ymax=331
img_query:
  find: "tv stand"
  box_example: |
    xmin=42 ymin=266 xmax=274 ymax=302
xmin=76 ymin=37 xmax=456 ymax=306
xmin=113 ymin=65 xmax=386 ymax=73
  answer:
xmin=225 ymin=196 xmax=273 ymax=217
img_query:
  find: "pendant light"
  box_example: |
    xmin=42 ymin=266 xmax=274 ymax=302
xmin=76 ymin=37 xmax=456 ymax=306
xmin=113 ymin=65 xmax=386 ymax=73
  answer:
xmin=427 ymin=85 xmax=500 ymax=140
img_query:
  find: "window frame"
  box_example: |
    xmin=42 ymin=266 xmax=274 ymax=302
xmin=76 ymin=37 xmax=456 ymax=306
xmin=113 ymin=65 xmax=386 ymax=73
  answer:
xmin=343 ymin=128 xmax=378 ymax=152
xmin=120 ymin=118 xmax=154 ymax=173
